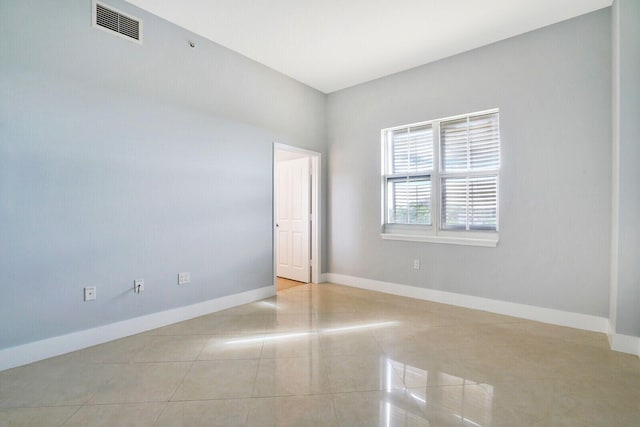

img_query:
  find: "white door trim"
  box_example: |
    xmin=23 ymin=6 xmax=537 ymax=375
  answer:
xmin=273 ymin=143 xmax=321 ymax=287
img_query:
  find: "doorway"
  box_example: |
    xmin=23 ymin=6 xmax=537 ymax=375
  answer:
xmin=273 ymin=143 xmax=321 ymax=291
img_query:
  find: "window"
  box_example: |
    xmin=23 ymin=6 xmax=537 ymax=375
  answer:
xmin=381 ymin=109 xmax=500 ymax=247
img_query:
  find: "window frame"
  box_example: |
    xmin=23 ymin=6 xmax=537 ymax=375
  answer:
xmin=380 ymin=108 xmax=500 ymax=247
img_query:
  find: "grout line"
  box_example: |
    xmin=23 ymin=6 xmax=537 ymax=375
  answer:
xmin=58 ymin=405 xmax=84 ymax=427
xmin=166 ymin=361 xmax=195 ymax=403
xmin=150 ymin=402 xmax=169 ymax=427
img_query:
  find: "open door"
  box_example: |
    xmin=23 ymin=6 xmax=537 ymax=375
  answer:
xmin=276 ymin=157 xmax=310 ymax=283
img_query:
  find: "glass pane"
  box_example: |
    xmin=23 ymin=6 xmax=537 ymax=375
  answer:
xmin=407 ymin=124 xmax=433 ymax=172
xmin=391 ymin=128 xmax=409 ymax=174
xmin=391 ymin=125 xmax=433 ymax=174
xmin=387 ymin=177 xmax=431 ymax=225
xmin=468 ymin=175 xmax=497 ymax=230
xmin=440 ymin=118 xmax=468 ymax=172
xmin=441 ymin=177 xmax=467 ymax=230
xmin=441 ymin=113 xmax=500 ymax=172
xmin=469 ymin=114 xmax=500 ymax=170
xmin=441 ymin=176 xmax=497 ymax=231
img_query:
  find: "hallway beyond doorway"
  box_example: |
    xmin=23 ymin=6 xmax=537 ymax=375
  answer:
xmin=276 ymin=277 xmax=305 ymax=292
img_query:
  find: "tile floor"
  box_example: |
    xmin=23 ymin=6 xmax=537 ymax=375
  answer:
xmin=1 ymin=283 xmax=639 ymax=426
xmin=276 ymin=277 xmax=305 ymax=292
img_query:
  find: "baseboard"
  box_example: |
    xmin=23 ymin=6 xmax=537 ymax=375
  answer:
xmin=324 ymin=273 xmax=610 ymax=334
xmin=608 ymin=321 xmax=640 ymax=357
xmin=0 ymin=286 xmax=275 ymax=372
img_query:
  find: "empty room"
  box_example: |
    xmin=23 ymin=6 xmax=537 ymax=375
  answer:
xmin=1 ymin=0 xmax=638 ymax=426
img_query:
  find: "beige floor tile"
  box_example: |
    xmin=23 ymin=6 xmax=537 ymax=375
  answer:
xmin=62 ymin=402 xmax=165 ymax=427
xmin=263 ymin=313 xmax=318 ymax=333
xmin=197 ymin=333 xmax=265 ymax=360
xmin=171 ymin=360 xmax=259 ymax=400
xmin=89 ymin=362 xmax=190 ymax=404
xmin=332 ymin=390 xmax=429 ymax=427
xmin=134 ymin=335 xmax=208 ymax=362
xmin=486 ymin=380 xmax=553 ymax=427
xmin=312 ymin=294 xmax=358 ymax=313
xmin=246 ymin=395 xmax=337 ymax=427
xmin=260 ymin=333 xmax=321 ymax=359
xmin=408 ymin=384 xmax=496 ymax=427
xmin=153 ymin=399 xmax=251 ymax=427
xmin=374 ymin=324 xmax=483 ymax=358
xmin=253 ymin=357 xmax=331 ymax=397
xmin=0 ymin=362 xmax=114 ymax=408
xmin=546 ymin=375 xmax=640 ymax=426
xmin=318 ymin=331 xmax=383 ymax=356
xmin=494 ymin=319 xmax=609 ymax=346
xmin=148 ymin=316 xmax=220 ymax=335
xmin=385 ymin=350 xmax=478 ymax=388
xmin=211 ymin=314 xmax=272 ymax=333
xmin=0 ymin=406 xmax=79 ymax=427
xmin=315 ymin=312 xmax=380 ymax=329
xmin=219 ymin=300 xmax=281 ymax=315
xmin=325 ymin=354 xmax=405 ymax=393
xmin=66 ymin=334 xmax=154 ymax=364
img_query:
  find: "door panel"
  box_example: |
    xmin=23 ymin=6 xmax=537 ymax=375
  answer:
xmin=276 ymin=157 xmax=310 ymax=282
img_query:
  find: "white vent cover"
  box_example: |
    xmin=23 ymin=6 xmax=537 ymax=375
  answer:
xmin=92 ymin=1 xmax=142 ymax=44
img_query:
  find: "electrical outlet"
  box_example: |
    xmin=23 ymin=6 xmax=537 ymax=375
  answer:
xmin=178 ymin=272 xmax=191 ymax=285
xmin=84 ymin=286 xmax=96 ymax=301
xmin=413 ymin=259 xmax=420 ymax=270
xmin=134 ymin=279 xmax=144 ymax=293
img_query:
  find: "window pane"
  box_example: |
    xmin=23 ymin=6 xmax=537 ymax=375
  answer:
xmin=441 ymin=176 xmax=497 ymax=231
xmin=469 ymin=175 xmax=497 ymax=230
xmin=391 ymin=125 xmax=432 ymax=174
xmin=387 ymin=177 xmax=431 ymax=225
xmin=391 ymin=128 xmax=409 ymax=173
xmin=440 ymin=118 xmax=468 ymax=172
xmin=441 ymin=113 xmax=499 ymax=172
xmin=441 ymin=177 xmax=467 ymax=229
xmin=469 ymin=114 xmax=500 ymax=170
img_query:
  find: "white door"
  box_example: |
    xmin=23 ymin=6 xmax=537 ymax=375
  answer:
xmin=276 ymin=157 xmax=310 ymax=282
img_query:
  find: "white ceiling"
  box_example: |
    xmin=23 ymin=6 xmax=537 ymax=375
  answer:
xmin=125 ymin=0 xmax=612 ymax=94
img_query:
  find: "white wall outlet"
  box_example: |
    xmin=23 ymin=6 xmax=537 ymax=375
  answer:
xmin=413 ymin=259 xmax=420 ymax=270
xmin=178 ymin=272 xmax=191 ymax=285
xmin=84 ymin=286 xmax=96 ymax=301
xmin=134 ymin=279 xmax=144 ymax=293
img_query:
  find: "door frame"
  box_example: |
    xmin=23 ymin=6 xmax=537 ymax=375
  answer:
xmin=273 ymin=143 xmax=321 ymax=288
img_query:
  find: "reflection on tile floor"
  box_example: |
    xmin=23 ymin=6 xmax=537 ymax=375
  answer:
xmin=1 ymin=283 xmax=639 ymax=426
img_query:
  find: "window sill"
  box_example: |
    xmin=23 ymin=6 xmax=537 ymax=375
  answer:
xmin=380 ymin=232 xmax=499 ymax=247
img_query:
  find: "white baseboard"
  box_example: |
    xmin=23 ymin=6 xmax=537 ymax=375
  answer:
xmin=608 ymin=321 xmax=640 ymax=357
xmin=0 ymin=286 xmax=275 ymax=372
xmin=324 ymin=273 xmax=611 ymax=334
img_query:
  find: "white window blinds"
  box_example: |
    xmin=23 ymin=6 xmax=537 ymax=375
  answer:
xmin=440 ymin=113 xmax=500 ymax=231
xmin=386 ymin=124 xmax=433 ymax=225
xmin=382 ymin=109 xmax=500 ymax=243
xmin=391 ymin=125 xmax=433 ymax=173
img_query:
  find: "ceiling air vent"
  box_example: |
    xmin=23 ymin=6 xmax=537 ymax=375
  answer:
xmin=93 ymin=1 xmax=142 ymax=44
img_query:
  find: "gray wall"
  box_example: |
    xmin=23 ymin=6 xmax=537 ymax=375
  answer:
xmin=612 ymin=0 xmax=640 ymax=337
xmin=327 ymin=10 xmax=612 ymax=317
xmin=0 ymin=0 xmax=327 ymax=350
